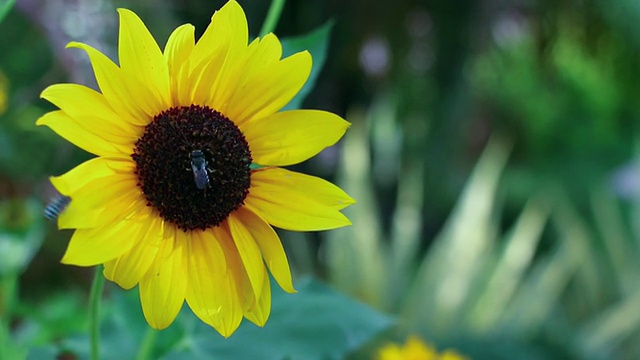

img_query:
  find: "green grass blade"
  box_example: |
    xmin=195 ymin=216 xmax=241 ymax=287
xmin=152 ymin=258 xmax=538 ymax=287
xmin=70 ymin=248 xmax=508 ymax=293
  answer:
xmin=401 ymin=137 xmax=511 ymax=333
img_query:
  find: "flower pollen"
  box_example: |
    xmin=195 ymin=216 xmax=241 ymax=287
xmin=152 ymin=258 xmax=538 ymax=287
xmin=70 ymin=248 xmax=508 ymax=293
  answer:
xmin=132 ymin=105 xmax=252 ymax=231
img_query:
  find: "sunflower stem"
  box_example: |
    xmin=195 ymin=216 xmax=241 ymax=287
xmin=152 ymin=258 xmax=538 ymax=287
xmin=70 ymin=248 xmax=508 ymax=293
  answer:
xmin=134 ymin=327 xmax=158 ymax=360
xmin=0 ymin=272 xmax=18 ymax=357
xmin=89 ymin=266 xmax=105 ymax=360
xmin=259 ymin=0 xmax=286 ymax=37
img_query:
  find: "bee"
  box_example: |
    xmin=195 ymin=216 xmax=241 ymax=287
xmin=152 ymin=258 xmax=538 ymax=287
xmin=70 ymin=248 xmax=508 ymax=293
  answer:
xmin=166 ymin=119 xmax=213 ymax=191
xmin=44 ymin=195 xmax=71 ymax=221
xmin=190 ymin=149 xmax=211 ymax=190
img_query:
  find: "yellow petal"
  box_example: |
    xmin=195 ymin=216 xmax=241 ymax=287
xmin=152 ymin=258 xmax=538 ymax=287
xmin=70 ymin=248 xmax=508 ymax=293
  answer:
xmin=243 ymin=265 xmax=271 ymax=326
xmin=164 ymin=24 xmax=195 ymax=72
xmin=207 ymin=0 xmax=249 ymax=96
xmin=58 ymin=204 xmax=102 ymax=230
xmin=213 ymin=222 xmax=257 ymax=321
xmin=188 ymin=0 xmax=246 ymax=70
xmin=37 ymin=111 xmax=133 ymax=157
xmin=163 ymin=24 xmax=195 ymax=106
xmin=226 ymin=212 xmax=266 ymax=300
xmin=67 ymin=42 xmax=149 ymax=126
xmin=51 ymin=158 xmax=144 ymax=230
xmin=185 ymin=229 xmax=243 ymax=337
xmin=404 ymin=336 xmax=438 ymax=356
xmin=50 ymin=157 xmax=134 ymax=195
xmin=233 ymin=207 xmax=294 ymax=293
xmin=56 ymin=172 xmax=137 ymax=212
xmin=139 ymin=224 xmax=188 ymax=330
xmin=117 ymin=9 xmax=171 ymax=115
xmin=245 ymin=167 xmax=354 ymax=231
xmin=40 ymin=83 xmax=142 ymax=140
xmin=211 ymin=33 xmax=282 ymax=115
xmin=244 ymin=33 xmax=283 ymax=69
xmin=377 ymin=345 xmax=403 ymax=359
xmin=103 ymin=215 xmax=162 ymax=289
xmin=244 ymin=110 xmax=349 ymax=166
xmin=61 ymin=217 xmax=143 ymax=266
xmin=226 ymin=50 xmax=311 ymax=125
xmin=185 ymin=48 xmax=228 ymax=106
xmin=188 ymin=0 xmax=248 ymax=106
xmin=179 ymin=26 xmax=229 ymax=106
xmin=58 ymin=183 xmax=145 ymax=230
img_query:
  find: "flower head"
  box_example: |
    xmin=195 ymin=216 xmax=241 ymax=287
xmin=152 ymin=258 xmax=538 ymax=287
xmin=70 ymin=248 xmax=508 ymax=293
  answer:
xmin=377 ymin=336 xmax=469 ymax=360
xmin=37 ymin=0 xmax=353 ymax=337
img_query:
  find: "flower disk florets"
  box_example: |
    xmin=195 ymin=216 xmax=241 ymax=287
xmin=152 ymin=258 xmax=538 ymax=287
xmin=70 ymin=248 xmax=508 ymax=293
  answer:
xmin=132 ymin=105 xmax=252 ymax=231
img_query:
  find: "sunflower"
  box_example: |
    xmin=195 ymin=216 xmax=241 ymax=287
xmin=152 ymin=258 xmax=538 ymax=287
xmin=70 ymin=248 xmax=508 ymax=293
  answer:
xmin=37 ymin=0 xmax=353 ymax=337
xmin=377 ymin=336 xmax=469 ymax=360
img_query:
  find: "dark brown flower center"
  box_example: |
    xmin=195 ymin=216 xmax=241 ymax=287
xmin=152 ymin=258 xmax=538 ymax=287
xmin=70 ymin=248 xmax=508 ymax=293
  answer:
xmin=132 ymin=105 xmax=252 ymax=231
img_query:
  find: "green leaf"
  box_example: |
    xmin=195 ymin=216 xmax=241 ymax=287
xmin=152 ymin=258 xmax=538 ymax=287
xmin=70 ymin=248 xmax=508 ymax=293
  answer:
xmin=0 ymin=199 xmax=46 ymax=275
xmin=281 ymin=21 xmax=334 ymax=111
xmin=32 ymin=276 xmax=392 ymax=359
xmin=18 ymin=292 xmax=88 ymax=359
xmin=162 ymin=276 xmax=394 ymax=360
xmin=1 ymin=322 xmax=28 ymax=360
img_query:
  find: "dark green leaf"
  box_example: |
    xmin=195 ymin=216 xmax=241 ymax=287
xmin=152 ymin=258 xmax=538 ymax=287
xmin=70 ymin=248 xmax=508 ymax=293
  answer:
xmin=35 ymin=277 xmax=392 ymax=360
xmin=281 ymin=21 xmax=334 ymax=111
xmin=0 ymin=0 xmax=16 ymax=25
xmin=162 ymin=276 xmax=394 ymax=360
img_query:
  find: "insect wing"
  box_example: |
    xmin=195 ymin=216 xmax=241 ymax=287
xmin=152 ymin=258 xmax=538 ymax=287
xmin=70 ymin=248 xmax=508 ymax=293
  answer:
xmin=190 ymin=150 xmax=210 ymax=190
xmin=191 ymin=164 xmax=210 ymax=190
xmin=44 ymin=195 xmax=71 ymax=221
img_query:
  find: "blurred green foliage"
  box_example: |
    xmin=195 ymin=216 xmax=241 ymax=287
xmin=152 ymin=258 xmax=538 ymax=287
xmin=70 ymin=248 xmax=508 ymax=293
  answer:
xmin=22 ymin=277 xmax=392 ymax=360
xmin=2 ymin=0 xmax=640 ymax=359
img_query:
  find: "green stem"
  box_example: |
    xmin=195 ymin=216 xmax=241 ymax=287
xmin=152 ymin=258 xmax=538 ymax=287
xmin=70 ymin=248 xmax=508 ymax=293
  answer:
xmin=134 ymin=327 xmax=158 ymax=360
xmin=1 ymin=272 xmax=18 ymax=320
xmin=89 ymin=266 xmax=105 ymax=360
xmin=0 ymin=273 xmax=18 ymax=358
xmin=259 ymin=0 xmax=286 ymax=37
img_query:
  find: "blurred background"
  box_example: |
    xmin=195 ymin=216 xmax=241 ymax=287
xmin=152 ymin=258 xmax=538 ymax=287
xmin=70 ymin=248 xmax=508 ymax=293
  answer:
xmin=3 ymin=0 xmax=640 ymax=359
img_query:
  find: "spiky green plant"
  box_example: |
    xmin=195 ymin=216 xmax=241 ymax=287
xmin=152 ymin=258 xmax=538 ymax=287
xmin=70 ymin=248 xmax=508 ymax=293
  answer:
xmin=323 ymin=99 xmax=640 ymax=359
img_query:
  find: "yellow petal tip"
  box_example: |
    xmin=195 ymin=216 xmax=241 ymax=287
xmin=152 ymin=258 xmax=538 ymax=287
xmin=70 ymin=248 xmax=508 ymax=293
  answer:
xmin=66 ymin=41 xmax=82 ymax=49
xmin=39 ymin=85 xmax=53 ymax=99
xmin=149 ymin=323 xmax=168 ymax=330
xmin=116 ymin=8 xmax=138 ymax=20
xmin=60 ymin=254 xmax=74 ymax=265
xmin=299 ymin=50 xmax=312 ymax=68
